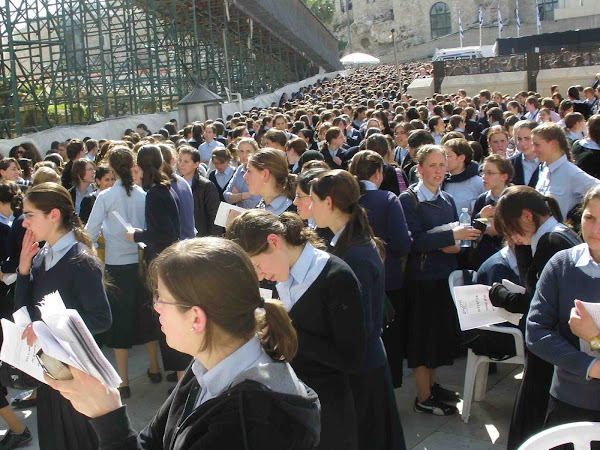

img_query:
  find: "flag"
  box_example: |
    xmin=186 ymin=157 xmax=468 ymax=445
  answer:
xmin=479 ymin=7 xmax=483 ymax=26
xmin=536 ymin=3 xmax=542 ymax=30
xmin=516 ymin=1 xmax=521 ymax=29
xmin=498 ymin=6 xmax=503 ymax=33
xmin=459 ymin=14 xmax=464 ymax=39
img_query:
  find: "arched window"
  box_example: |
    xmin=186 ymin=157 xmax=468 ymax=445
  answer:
xmin=430 ymin=2 xmax=451 ymax=39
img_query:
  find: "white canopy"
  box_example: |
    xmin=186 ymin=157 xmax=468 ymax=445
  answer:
xmin=340 ymin=52 xmax=380 ymax=65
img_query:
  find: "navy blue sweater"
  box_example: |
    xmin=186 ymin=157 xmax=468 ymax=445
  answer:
xmin=399 ymin=189 xmax=458 ymax=280
xmin=359 ymin=189 xmax=412 ymax=290
xmin=527 ymin=245 xmax=600 ymax=411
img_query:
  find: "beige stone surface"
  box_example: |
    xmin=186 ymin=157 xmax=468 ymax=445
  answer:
xmin=441 ymin=72 xmax=528 ymax=97
xmin=536 ymin=65 xmax=600 ymax=98
xmin=407 ymin=77 xmax=435 ymax=99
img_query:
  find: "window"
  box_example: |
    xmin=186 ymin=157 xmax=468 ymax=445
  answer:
xmin=537 ymin=0 xmax=558 ymax=21
xmin=430 ymin=2 xmax=451 ymax=39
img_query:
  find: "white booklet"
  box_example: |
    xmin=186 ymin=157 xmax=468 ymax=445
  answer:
xmin=214 ymin=202 xmax=246 ymax=228
xmin=577 ymin=301 xmax=600 ymax=358
xmin=112 ymin=211 xmax=146 ymax=249
xmin=452 ymin=279 xmax=524 ymax=331
xmin=0 ymin=291 xmax=122 ymax=388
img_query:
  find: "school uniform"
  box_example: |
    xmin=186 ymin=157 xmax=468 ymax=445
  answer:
xmin=399 ymin=182 xmax=459 ymax=369
xmin=79 ymin=190 xmax=99 ymax=224
xmin=510 ymin=153 xmax=540 ymax=187
xmin=321 ymin=146 xmax=348 ymax=170
xmin=189 ymin=171 xmax=222 ymax=237
xmin=256 ymin=195 xmax=296 ymax=216
xmin=14 ymin=233 xmax=111 ymax=450
xmin=0 ymin=216 xmax=12 ymax=409
xmin=276 ymin=244 xmax=366 ymax=449
xmin=471 ymin=188 xmax=507 ymax=269
xmin=489 ymin=217 xmax=581 ymax=450
xmin=571 ymin=137 xmax=600 ymax=180
xmin=208 ymin=166 xmax=234 ymax=203
xmin=443 ymin=162 xmax=485 ymax=214
xmin=69 ymin=184 xmax=93 ymax=215
xmin=476 ymin=246 xmax=520 ymax=286
xmin=170 ymin=174 xmax=196 ymax=239
xmin=527 ymin=244 xmax=600 ymax=434
xmin=223 ymin=165 xmax=262 ymax=209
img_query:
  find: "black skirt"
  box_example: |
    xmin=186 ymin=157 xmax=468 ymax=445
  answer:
xmin=101 ymin=264 xmax=158 ymax=348
xmin=37 ymin=384 xmax=98 ymax=450
xmin=406 ymin=279 xmax=458 ymax=369
xmin=382 ymin=288 xmax=407 ymax=388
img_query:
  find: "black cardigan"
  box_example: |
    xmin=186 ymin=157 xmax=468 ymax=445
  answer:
xmin=571 ymin=140 xmax=600 ymax=180
xmin=190 ymin=172 xmax=222 ymax=236
xmin=510 ymin=153 xmax=540 ymax=187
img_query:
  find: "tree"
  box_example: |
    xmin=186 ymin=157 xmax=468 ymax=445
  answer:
xmin=302 ymin=0 xmax=335 ymax=25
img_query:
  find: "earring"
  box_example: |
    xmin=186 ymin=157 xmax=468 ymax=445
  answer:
xmin=190 ymin=327 xmax=195 ymax=332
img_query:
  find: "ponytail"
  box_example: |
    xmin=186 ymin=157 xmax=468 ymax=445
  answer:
xmin=544 ymin=195 xmax=563 ymax=223
xmin=108 ymin=146 xmax=135 ymax=196
xmin=283 ymin=173 xmax=297 ymax=200
xmin=334 ymin=203 xmax=385 ymax=260
xmin=256 ymin=299 xmax=298 ymax=362
xmin=68 ymin=210 xmax=96 ymax=256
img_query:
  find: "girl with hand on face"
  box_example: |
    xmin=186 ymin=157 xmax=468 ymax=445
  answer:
xmin=223 ymin=138 xmax=262 ymax=209
xmin=227 ymin=210 xmax=368 ymax=450
xmin=527 ymin=185 xmax=600 ymax=441
xmin=244 ymin=148 xmax=297 ymax=216
xmin=533 ymin=122 xmax=599 ymax=220
xmin=398 ymin=145 xmax=480 ymax=417
xmin=16 ymin=182 xmax=111 ymax=450
xmin=44 ymin=238 xmax=321 ymax=450
xmin=310 ymin=170 xmax=406 ymax=450
xmin=320 ymin=127 xmax=347 ymax=169
xmin=489 ymin=185 xmax=581 ymax=450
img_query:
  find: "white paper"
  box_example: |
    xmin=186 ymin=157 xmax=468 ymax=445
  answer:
xmin=2 ymin=273 xmax=17 ymax=285
xmin=577 ymin=301 xmax=600 ymax=357
xmin=214 ymin=202 xmax=246 ymax=228
xmin=0 ymin=319 xmax=45 ymax=383
xmin=452 ymin=283 xmax=523 ymax=331
xmin=112 ymin=211 xmax=146 ymax=249
xmin=259 ymin=288 xmax=273 ymax=300
xmin=427 ymin=222 xmax=459 ymax=234
xmin=13 ymin=306 xmax=32 ymax=327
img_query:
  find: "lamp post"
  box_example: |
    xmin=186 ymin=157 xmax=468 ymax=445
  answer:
xmin=391 ymin=28 xmax=400 ymax=81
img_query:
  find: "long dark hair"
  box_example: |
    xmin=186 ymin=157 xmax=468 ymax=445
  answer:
xmin=310 ymin=170 xmax=384 ymax=258
xmin=108 ymin=146 xmax=135 ymax=196
xmin=136 ymin=145 xmax=170 ymax=191
xmin=0 ymin=181 xmax=23 ymax=217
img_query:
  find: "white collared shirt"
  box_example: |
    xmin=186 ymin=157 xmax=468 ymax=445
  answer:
xmin=414 ymin=180 xmax=440 ymax=202
xmin=38 ymin=231 xmax=78 ymax=271
xmin=530 ymin=216 xmax=567 ymax=255
xmin=330 ymin=224 xmax=347 ymax=247
xmin=572 ymin=243 xmax=600 ymax=278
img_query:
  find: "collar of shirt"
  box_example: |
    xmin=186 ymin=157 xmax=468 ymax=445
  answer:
xmin=522 ymin=154 xmax=540 ymax=166
xmin=547 ymin=154 xmax=568 ymax=173
xmin=531 ymin=216 xmax=565 ymax=255
xmin=263 ymin=195 xmax=293 ymax=217
xmin=362 ymin=180 xmax=378 ymax=191
xmin=567 ymin=130 xmax=584 ymax=141
xmin=572 ymin=243 xmax=600 ymax=278
xmin=578 ymin=138 xmax=600 ymax=151
xmin=41 ymin=230 xmax=78 ymax=271
xmin=0 ymin=212 xmax=13 ymax=227
xmin=415 ymin=180 xmax=440 ymax=202
xmin=500 ymin=245 xmax=519 ymax=276
xmin=276 ymin=243 xmax=330 ymax=311
xmin=328 ymin=147 xmax=340 ymax=158
xmin=486 ymin=186 xmax=507 ymax=203
xmin=191 ymin=336 xmax=270 ymax=408
xmin=330 ymin=224 xmax=346 ymax=247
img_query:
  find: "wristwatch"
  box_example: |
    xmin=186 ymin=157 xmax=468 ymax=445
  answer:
xmin=590 ymin=334 xmax=600 ymax=351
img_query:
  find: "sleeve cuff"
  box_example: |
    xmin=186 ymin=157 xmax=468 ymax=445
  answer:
xmin=89 ymin=405 xmax=136 ymax=446
xmin=586 ymin=358 xmax=599 ymax=380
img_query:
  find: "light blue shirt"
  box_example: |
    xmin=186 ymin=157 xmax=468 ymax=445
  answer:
xmin=394 ymin=146 xmax=409 ymax=165
xmin=38 ymin=231 xmax=77 ymax=271
xmin=328 ymin=147 xmax=341 ymax=159
xmin=85 ymin=179 xmax=147 ymax=265
xmin=536 ymin=154 xmax=600 ymax=219
xmin=259 ymin=195 xmax=293 ymax=217
xmin=500 ymin=245 xmax=519 ymax=276
xmin=213 ymin=165 xmax=235 ymax=189
xmin=191 ymin=336 xmax=272 ymax=408
xmin=362 ymin=180 xmax=377 ymax=191
xmin=329 ymin=224 xmax=346 ymax=247
xmin=530 ymin=216 xmax=567 ymax=255
xmin=276 ymin=243 xmax=330 ymax=311
xmin=415 ymin=180 xmax=440 ymax=202
xmin=521 ymin=154 xmax=540 ymax=186
xmin=431 ymin=132 xmax=443 ymax=145
xmin=525 ymin=109 xmax=539 ymax=121
xmin=223 ymin=165 xmax=262 ymax=209
xmin=443 ymin=174 xmax=485 ymax=214
xmin=75 ymin=184 xmax=93 ymax=215
xmin=578 ymin=138 xmax=600 ymax=151
xmin=0 ymin=212 xmax=13 ymax=227
xmin=567 ymin=130 xmax=584 ymax=142
xmin=198 ymin=139 xmax=224 ymax=162
xmin=572 ymin=243 xmax=600 ymax=279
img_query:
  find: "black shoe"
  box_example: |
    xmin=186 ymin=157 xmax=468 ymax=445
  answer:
xmin=118 ymin=386 xmax=131 ymax=399
xmin=147 ymin=369 xmax=162 ymax=383
xmin=0 ymin=427 xmax=32 ymax=449
xmin=166 ymin=371 xmax=177 ymax=383
xmin=431 ymin=383 xmax=461 ymax=403
xmin=10 ymin=390 xmax=36 ymax=409
xmin=414 ymin=396 xmax=457 ymax=416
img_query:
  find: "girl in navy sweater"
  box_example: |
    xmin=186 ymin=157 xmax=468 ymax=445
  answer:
xmin=227 ymin=209 xmax=368 ymax=450
xmin=17 ymin=182 xmax=111 ymax=450
xmin=311 ymin=169 xmax=405 ymax=449
xmin=399 ymin=145 xmax=480 ymax=416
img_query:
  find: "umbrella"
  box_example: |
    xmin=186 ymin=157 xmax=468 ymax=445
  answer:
xmin=340 ymin=52 xmax=380 ymax=65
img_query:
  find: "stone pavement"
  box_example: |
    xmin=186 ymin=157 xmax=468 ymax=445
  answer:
xmin=2 ymin=345 xmax=521 ymax=449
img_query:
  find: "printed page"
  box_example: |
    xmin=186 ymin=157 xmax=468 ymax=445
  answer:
xmin=214 ymin=202 xmax=246 ymax=228
xmin=0 ymin=319 xmax=45 ymax=383
xmin=577 ymin=301 xmax=600 ymax=357
xmin=453 ymin=284 xmax=518 ymax=331
xmin=112 ymin=211 xmax=146 ymax=249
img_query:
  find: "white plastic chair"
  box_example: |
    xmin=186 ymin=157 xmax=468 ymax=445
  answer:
xmin=448 ymin=270 xmax=526 ymax=423
xmin=518 ymin=422 xmax=600 ymax=450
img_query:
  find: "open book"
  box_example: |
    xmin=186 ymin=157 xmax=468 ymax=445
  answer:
xmin=0 ymin=291 xmax=121 ymax=388
xmin=452 ymin=279 xmax=524 ymax=331
xmin=214 ymin=202 xmax=246 ymax=228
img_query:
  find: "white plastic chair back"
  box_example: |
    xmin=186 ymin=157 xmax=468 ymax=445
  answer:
xmin=518 ymin=421 xmax=600 ymax=450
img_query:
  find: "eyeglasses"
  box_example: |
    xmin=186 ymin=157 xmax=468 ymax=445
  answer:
xmin=152 ymin=291 xmax=192 ymax=309
xmin=295 ymin=193 xmax=311 ymax=199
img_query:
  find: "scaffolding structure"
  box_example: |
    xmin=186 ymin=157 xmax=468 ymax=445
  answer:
xmin=0 ymin=0 xmax=341 ymax=138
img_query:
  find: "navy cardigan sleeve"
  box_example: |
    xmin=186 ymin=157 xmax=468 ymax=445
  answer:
xmin=385 ymin=193 xmax=412 ymax=257
xmin=134 ymin=185 xmax=180 ymax=248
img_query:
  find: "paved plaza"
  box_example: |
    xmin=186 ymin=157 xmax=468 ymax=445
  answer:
xmin=1 ymin=344 xmax=521 ymax=449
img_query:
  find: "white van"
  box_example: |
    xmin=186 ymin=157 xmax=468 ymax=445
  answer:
xmin=432 ymin=46 xmax=484 ymax=61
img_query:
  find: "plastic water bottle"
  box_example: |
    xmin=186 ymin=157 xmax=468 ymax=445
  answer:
xmin=459 ymin=208 xmax=471 ymax=248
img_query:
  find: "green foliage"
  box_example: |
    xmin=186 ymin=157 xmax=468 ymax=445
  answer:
xmin=302 ymin=0 xmax=335 ymax=25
